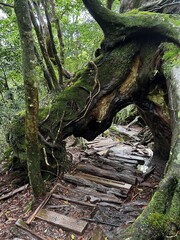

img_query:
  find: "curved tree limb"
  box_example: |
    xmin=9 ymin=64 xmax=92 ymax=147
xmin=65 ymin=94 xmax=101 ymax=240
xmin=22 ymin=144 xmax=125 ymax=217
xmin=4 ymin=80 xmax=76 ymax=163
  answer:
xmin=82 ymin=0 xmax=180 ymax=49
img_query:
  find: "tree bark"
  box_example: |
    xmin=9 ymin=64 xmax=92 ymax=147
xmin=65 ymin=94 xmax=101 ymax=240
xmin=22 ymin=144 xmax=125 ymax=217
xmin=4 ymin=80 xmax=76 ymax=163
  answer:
xmin=114 ymin=45 xmax=180 ymax=239
xmin=119 ymin=0 xmax=180 ymax=14
xmin=28 ymin=1 xmax=60 ymax=91
xmin=106 ymin=0 xmax=115 ymax=10
xmin=14 ymin=0 xmax=45 ymax=198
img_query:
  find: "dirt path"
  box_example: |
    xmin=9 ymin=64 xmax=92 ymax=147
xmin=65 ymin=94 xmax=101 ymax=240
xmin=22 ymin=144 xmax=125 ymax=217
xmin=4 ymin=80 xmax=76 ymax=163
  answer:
xmin=0 ymin=125 xmax=163 ymax=240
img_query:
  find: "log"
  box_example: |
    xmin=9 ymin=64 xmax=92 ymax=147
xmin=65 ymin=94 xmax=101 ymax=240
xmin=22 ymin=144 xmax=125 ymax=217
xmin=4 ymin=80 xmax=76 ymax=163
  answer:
xmin=83 ymin=195 xmax=122 ymax=205
xmin=77 ymin=163 xmax=136 ymax=184
xmin=108 ymin=155 xmax=138 ymax=165
xmin=108 ymin=152 xmax=149 ymax=164
xmin=36 ymin=209 xmax=88 ymax=234
xmin=52 ymin=193 xmax=96 ymax=207
xmin=75 ymin=186 xmax=120 ymax=200
xmin=64 ymin=174 xmax=128 ymax=197
xmin=76 ymin=172 xmax=132 ymax=190
xmin=94 ymin=156 xmax=143 ymax=174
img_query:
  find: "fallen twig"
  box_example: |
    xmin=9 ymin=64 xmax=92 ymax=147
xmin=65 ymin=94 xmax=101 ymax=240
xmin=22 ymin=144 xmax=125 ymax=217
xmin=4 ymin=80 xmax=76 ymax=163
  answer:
xmin=26 ymin=183 xmax=58 ymax=224
xmin=52 ymin=193 xmax=96 ymax=207
xmin=0 ymin=184 xmax=28 ymax=201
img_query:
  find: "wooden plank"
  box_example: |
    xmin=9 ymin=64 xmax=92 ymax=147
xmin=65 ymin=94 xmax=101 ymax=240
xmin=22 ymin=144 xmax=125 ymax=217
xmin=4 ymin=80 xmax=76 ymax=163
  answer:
xmin=77 ymin=163 xmax=136 ymax=184
xmin=76 ymin=172 xmax=132 ymax=190
xmin=36 ymin=209 xmax=88 ymax=235
xmin=108 ymin=155 xmax=138 ymax=164
xmin=64 ymin=174 xmax=128 ymax=197
xmin=93 ymin=142 xmax=117 ymax=149
xmin=108 ymin=152 xmax=147 ymax=164
xmin=95 ymin=156 xmax=143 ymax=174
xmin=75 ymin=186 xmax=120 ymax=200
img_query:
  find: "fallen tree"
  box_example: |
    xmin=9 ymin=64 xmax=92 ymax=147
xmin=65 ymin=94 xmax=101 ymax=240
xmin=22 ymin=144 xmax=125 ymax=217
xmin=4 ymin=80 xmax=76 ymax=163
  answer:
xmin=5 ymin=0 xmax=180 ymax=238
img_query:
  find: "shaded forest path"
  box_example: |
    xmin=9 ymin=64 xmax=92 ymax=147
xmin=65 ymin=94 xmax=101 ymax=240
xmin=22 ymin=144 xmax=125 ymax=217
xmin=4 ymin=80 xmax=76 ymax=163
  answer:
xmin=0 ymin=124 xmax=164 ymax=240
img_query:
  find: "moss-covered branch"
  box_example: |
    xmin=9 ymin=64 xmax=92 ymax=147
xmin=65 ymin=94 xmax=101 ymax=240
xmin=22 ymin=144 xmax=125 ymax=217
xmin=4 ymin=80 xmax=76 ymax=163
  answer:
xmin=83 ymin=0 xmax=180 ymax=50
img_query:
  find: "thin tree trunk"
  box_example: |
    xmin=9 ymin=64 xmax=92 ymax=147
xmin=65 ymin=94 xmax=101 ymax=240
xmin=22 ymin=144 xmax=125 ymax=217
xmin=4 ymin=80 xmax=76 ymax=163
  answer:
xmin=106 ymin=0 xmax=115 ymax=10
xmin=50 ymin=0 xmax=65 ymax=65
xmin=34 ymin=45 xmax=54 ymax=91
xmin=28 ymin=1 xmax=60 ymax=91
xmin=14 ymin=0 xmax=45 ymax=198
xmin=41 ymin=0 xmax=64 ymax=89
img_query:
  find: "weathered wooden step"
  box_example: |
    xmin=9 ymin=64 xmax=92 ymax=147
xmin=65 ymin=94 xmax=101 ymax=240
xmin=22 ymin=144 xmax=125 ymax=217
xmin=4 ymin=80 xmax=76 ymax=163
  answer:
xmin=64 ymin=174 xmax=128 ymax=197
xmin=77 ymin=163 xmax=136 ymax=184
xmin=108 ymin=152 xmax=149 ymax=164
xmin=36 ymin=209 xmax=88 ymax=235
xmin=108 ymin=155 xmax=138 ymax=165
xmin=75 ymin=172 xmax=132 ymax=190
xmin=91 ymin=156 xmax=143 ymax=174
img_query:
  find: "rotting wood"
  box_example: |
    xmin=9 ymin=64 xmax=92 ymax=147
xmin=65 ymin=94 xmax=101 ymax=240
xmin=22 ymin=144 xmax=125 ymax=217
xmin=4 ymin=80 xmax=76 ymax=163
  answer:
xmin=92 ymin=142 xmax=118 ymax=149
xmin=84 ymin=195 xmax=122 ymax=205
xmin=0 ymin=184 xmax=28 ymax=201
xmin=108 ymin=155 xmax=138 ymax=165
xmin=26 ymin=183 xmax=58 ymax=224
xmin=98 ymin=202 xmax=121 ymax=209
xmin=108 ymin=152 xmax=148 ymax=164
xmin=16 ymin=219 xmax=52 ymax=240
xmin=77 ymin=163 xmax=136 ymax=184
xmin=36 ymin=209 xmax=88 ymax=234
xmin=76 ymin=173 xmax=132 ymax=190
xmin=64 ymin=174 xmax=128 ymax=197
xmin=52 ymin=193 xmax=96 ymax=207
xmin=75 ymin=186 xmax=120 ymax=200
xmin=86 ymin=138 xmax=115 ymax=146
xmin=93 ymin=156 xmax=143 ymax=174
xmin=88 ymin=161 xmax=117 ymax=172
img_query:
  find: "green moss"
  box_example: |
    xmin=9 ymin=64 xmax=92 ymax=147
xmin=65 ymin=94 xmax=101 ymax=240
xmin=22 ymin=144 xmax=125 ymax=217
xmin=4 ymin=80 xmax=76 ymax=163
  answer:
xmin=162 ymin=43 xmax=180 ymax=78
xmin=148 ymin=212 xmax=170 ymax=234
xmin=162 ymin=43 xmax=180 ymax=65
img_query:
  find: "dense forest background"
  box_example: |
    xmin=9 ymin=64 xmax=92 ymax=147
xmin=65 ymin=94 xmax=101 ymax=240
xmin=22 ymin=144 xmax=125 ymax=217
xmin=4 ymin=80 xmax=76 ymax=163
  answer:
xmin=0 ymin=0 xmax=117 ymax=159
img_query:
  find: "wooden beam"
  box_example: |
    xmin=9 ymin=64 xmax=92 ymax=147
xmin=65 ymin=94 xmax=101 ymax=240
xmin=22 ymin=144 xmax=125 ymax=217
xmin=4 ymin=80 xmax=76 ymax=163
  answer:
xmin=77 ymin=163 xmax=136 ymax=184
xmin=76 ymin=172 xmax=132 ymax=190
xmin=36 ymin=209 xmax=88 ymax=234
xmin=64 ymin=174 xmax=128 ymax=197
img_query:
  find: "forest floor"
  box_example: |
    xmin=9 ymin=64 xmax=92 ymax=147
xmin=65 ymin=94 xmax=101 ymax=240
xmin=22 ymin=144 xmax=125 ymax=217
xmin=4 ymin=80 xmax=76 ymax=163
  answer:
xmin=0 ymin=124 xmax=164 ymax=240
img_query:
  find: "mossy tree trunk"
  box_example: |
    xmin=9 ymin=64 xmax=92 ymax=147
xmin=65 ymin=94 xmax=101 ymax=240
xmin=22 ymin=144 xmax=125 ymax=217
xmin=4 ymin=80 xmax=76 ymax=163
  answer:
xmin=8 ymin=0 xmax=180 ymax=237
xmin=14 ymin=0 xmax=45 ymax=198
xmin=114 ymin=44 xmax=180 ymax=240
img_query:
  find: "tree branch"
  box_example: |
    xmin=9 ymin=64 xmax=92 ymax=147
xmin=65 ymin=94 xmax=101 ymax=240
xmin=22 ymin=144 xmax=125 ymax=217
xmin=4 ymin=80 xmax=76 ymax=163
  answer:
xmin=82 ymin=0 xmax=121 ymax=35
xmin=0 ymin=2 xmax=14 ymax=8
xmin=82 ymin=0 xmax=180 ymax=49
xmin=139 ymin=1 xmax=180 ymax=12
